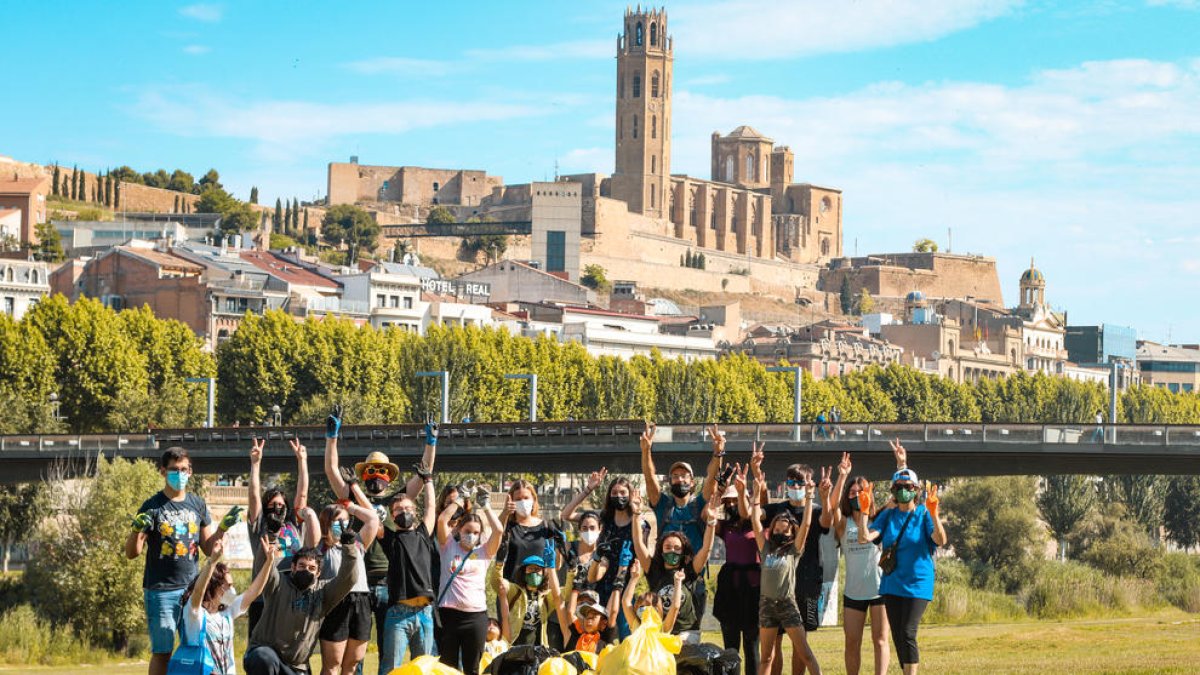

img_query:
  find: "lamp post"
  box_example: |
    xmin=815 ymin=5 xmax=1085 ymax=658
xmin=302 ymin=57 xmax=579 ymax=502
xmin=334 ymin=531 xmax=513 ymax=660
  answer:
xmin=767 ymin=365 xmax=802 ymax=441
xmin=271 ymin=404 xmax=282 ymax=427
xmin=417 ymin=371 xmax=450 ymax=424
xmin=184 ymin=377 xmax=216 ymax=428
xmin=1108 ymin=359 xmax=1126 ymax=444
xmin=48 ymin=392 xmax=62 ymax=423
xmin=504 ymin=373 xmax=539 ymax=421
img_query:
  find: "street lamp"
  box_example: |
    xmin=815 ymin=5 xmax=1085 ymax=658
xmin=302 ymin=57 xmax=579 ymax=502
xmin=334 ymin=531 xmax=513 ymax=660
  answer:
xmin=417 ymin=371 xmax=450 ymax=424
xmin=504 ymin=373 xmax=539 ymax=421
xmin=767 ymin=365 xmax=802 ymax=441
xmin=185 ymin=377 xmax=216 ymax=428
xmin=48 ymin=392 xmax=62 ymax=422
xmin=271 ymin=404 xmax=282 ymax=427
xmin=1108 ymin=359 xmax=1128 ymax=444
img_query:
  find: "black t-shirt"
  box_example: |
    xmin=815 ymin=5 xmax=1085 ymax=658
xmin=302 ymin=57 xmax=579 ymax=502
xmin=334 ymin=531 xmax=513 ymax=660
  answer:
xmin=501 ymin=521 xmax=563 ymax=584
xmin=647 ymin=566 xmax=699 ymax=633
xmin=381 ymin=522 xmax=436 ymax=603
xmin=137 ymin=491 xmax=212 ymax=591
xmin=762 ymin=502 xmax=827 ymax=580
xmin=513 ymin=589 xmax=544 ymax=646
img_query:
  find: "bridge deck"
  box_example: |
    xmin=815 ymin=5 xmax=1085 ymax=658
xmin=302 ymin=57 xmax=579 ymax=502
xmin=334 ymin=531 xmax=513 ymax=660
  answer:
xmin=3 ymin=422 xmax=1200 ymax=483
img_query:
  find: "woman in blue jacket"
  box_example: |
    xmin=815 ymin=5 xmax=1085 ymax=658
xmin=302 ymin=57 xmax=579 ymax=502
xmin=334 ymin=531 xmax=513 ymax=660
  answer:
xmin=860 ymin=466 xmax=946 ymax=675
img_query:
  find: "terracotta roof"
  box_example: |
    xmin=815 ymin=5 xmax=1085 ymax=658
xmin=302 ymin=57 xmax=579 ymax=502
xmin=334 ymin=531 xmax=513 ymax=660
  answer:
xmin=562 ymin=305 xmax=660 ymax=322
xmin=0 ymin=178 xmax=50 ymax=195
xmin=119 ymin=247 xmax=204 ymax=272
xmin=239 ymin=250 xmax=339 ymax=289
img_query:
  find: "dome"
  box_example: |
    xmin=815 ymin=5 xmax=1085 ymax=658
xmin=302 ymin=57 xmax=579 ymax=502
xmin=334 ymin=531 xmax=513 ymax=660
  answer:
xmin=905 ymin=290 xmax=926 ymax=303
xmin=1021 ymin=259 xmax=1046 ymax=285
xmin=647 ymin=297 xmax=684 ymax=315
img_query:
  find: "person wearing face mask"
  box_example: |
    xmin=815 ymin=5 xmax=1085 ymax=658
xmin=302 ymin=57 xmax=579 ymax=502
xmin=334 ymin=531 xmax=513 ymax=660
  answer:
xmin=316 ymin=495 xmax=381 ymax=675
xmin=435 ymin=489 xmax=507 ymax=675
xmin=376 ymin=465 xmax=439 ymax=673
xmin=177 ymin=537 xmax=275 ymax=675
xmin=828 ymin=453 xmax=889 ymax=675
xmin=859 ymin=460 xmax=947 ymax=675
xmin=247 ymin=437 xmax=321 ymax=637
xmin=496 ymin=554 xmax=553 ymax=647
xmin=714 ymin=462 xmax=761 ymax=675
xmin=751 ymin=471 xmax=818 ymax=675
xmin=322 ymin=407 xmax=438 ymax=671
xmin=540 ymin=510 xmax=602 ymax=651
xmin=126 ymin=446 xmax=234 ymax=675
xmin=622 ymin=560 xmax=680 ymax=634
xmin=243 ymin=521 xmax=367 ymax=675
xmin=498 ymin=480 xmax=565 ymax=592
xmin=754 ymin=450 xmax=829 ymax=674
xmin=631 ymin=499 xmax=719 ymax=644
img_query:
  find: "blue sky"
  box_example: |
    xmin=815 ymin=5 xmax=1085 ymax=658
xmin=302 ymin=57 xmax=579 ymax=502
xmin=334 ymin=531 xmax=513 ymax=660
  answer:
xmin=6 ymin=1 xmax=1200 ymax=342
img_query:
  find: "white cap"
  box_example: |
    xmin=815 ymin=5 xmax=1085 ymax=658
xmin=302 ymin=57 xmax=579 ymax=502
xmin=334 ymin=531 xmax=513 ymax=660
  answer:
xmin=892 ymin=468 xmax=919 ymax=484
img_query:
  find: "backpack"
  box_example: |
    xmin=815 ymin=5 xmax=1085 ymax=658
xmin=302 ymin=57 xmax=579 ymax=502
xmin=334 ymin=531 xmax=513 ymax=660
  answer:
xmin=167 ymin=612 xmax=216 ymax=675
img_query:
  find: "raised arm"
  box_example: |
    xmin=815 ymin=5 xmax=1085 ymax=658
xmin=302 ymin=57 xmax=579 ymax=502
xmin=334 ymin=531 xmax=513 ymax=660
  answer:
xmin=190 ymin=539 xmax=224 ymax=611
xmin=640 ymin=422 xmax=661 ymax=505
xmin=405 ymin=423 xmax=439 ymax=501
xmin=420 ymin=471 xmax=437 ymax=534
xmin=240 ymin=537 xmax=278 ymax=613
xmin=289 ymin=438 xmax=309 ymax=513
xmin=345 ymin=495 xmax=380 ymax=546
xmin=818 ymin=466 xmax=834 ymax=530
xmin=125 ymin=510 xmax=152 ymax=559
xmin=891 ymin=438 xmax=908 ymax=471
xmin=435 ymin=499 xmax=459 ymax=547
xmin=829 ymin=453 xmax=851 ymax=534
xmin=733 ymin=463 xmax=751 ymax=520
xmin=927 ymin=482 xmax=948 ymax=547
xmin=692 ymin=500 xmax=718 ymax=573
xmin=297 ymin=506 xmax=320 ymax=549
xmin=749 ymin=442 xmax=769 ymax=508
xmin=630 ymin=506 xmax=653 ymax=572
xmin=561 ymin=467 xmax=607 ymax=523
xmin=750 ymin=486 xmax=766 ymax=550
xmin=494 ymin=575 xmax=513 ymax=642
xmin=548 ymin=565 xmax=572 ymax=644
xmin=324 ymin=408 xmax=349 ymax=501
xmin=484 ymin=496 xmax=511 ymax=558
xmin=664 ymin=569 xmax=684 ymax=634
xmin=701 ymin=424 xmax=725 ymax=502
xmin=248 ymin=437 xmax=265 ymax=523
xmin=794 ymin=479 xmax=815 ymax=556
xmin=622 ymin=560 xmax=644 ymax=630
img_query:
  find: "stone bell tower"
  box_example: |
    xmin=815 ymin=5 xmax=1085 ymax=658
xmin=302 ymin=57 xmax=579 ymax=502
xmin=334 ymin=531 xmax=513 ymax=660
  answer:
xmin=611 ymin=6 xmax=672 ymax=220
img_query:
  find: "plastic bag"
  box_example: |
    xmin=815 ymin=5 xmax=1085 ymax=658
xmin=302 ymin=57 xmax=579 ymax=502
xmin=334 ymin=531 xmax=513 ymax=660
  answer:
xmin=561 ymin=651 xmax=597 ymax=672
xmin=390 ymin=655 xmax=464 ymax=675
xmin=595 ymin=607 xmax=681 ymax=675
xmin=485 ymin=645 xmax=560 ymax=675
xmin=675 ymin=643 xmax=742 ymax=675
xmin=537 ymin=657 xmax=578 ymax=675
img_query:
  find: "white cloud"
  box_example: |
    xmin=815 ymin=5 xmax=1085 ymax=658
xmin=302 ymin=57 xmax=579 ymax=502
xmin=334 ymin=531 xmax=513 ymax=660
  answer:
xmin=343 ymin=57 xmax=458 ymax=77
xmin=463 ymin=39 xmax=610 ymax=62
xmin=182 ymin=45 xmax=210 ymax=56
xmin=179 ymin=3 xmax=222 ymax=22
xmin=674 ymin=0 xmax=1022 ymax=59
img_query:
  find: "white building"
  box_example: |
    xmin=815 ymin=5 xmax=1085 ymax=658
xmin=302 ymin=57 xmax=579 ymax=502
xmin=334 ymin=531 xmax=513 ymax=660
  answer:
xmin=339 ymin=269 xmax=425 ymax=331
xmin=0 ymin=258 xmax=51 ymax=319
xmin=548 ymin=305 xmax=719 ymax=360
xmin=422 ymin=293 xmax=495 ymax=331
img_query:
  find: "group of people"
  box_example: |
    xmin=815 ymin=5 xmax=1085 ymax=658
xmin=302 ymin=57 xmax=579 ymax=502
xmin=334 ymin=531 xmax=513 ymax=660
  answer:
xmin=127 ymin=414 xmax=947 ymax=675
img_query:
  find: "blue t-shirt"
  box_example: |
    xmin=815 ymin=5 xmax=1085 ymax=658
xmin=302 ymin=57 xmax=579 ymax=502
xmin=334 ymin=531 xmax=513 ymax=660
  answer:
xmin=872 ymin=506 xmax=937 ymax=601
xmin=653 ymin=492 xmax=707 ymax=553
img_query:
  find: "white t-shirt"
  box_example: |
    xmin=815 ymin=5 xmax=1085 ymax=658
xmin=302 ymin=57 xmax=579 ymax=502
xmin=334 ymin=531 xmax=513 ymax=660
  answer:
xmin=438 ymin=539 xmax=493 ymax=613
xmin=181 ymin=594 xmax=247 ymax=675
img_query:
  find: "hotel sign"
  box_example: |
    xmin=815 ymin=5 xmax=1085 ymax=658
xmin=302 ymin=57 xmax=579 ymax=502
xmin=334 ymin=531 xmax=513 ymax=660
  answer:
xmin=421 ymin=278 xmax=491 ymax=299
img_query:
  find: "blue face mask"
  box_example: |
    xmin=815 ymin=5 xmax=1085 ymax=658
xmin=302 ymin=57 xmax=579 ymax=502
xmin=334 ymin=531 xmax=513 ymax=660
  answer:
xmin=331 ymin=520 xmax=348 ymax=538
xmin=167 ymin=470 xmax=189 ymax=491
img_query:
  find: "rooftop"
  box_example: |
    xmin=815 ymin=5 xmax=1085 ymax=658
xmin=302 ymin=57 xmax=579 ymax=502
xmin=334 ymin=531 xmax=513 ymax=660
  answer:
xmin=1137 ymin=341 xmax=1200 ymax=363
xmin=0 ymin=177 xmax=49 ymax=195
xmin=240 ymin=250 xmax=339 ymax=289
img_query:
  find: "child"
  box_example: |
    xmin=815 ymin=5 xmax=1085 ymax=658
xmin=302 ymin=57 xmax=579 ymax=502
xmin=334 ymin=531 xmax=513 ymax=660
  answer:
xmin=553 ymin=588 xmax=609 ymax=654
xmin=752 ymin=472 xmax=818 ymax=675
xmin=483 ymin=618 xmax=509 ymax=660
xmin=620 ymin=559 xmax=682 ymax=634
xmin=497 ymin=554 xmax=554 ymax=646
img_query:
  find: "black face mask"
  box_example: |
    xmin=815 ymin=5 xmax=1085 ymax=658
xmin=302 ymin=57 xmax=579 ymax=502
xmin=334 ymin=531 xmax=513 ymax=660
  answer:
xmin=770 ymin=533 xmax=791 ymax=547
xmin=365 ymin=478 xmax=389 ymax=496
xmin=292 ymin=569 xmax=316 ymax=590
xmin=265 ymin=508 xmax=285 ymax=534
xmin=670 ymin=483 xmax=691 ymax=499
xmin=724 ymin=505 xmax=740 ymax=521
xmin=609 ymin=495 xmax=630 ymax=511
xmin=848 ymin=497 xmax=861 ymax=512
xmin=396 ymin=511 xmax=416 ymax=530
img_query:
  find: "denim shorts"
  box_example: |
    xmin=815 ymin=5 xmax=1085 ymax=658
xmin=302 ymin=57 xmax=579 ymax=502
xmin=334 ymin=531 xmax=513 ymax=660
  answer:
xmin=144 ymin=587 xmax=186 ymax=654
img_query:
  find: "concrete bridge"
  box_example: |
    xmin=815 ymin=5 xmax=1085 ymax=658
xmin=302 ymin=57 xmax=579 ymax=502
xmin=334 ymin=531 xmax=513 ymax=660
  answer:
xmin=3 ymin=421 xmax=1200 ymax=483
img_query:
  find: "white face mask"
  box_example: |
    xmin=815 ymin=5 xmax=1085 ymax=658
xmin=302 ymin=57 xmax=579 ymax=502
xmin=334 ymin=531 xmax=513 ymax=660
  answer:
xmin=220 ymin=586 xmax=238 ymax=608
xmin=460 ymin=532 xmax=479 ymax=549
xmin=786 ymin=488 xmax=806 ymax=502
xmin=515 ymin=498 xmax=534 ymax=517
xmin=580 ymin=530 xmax=600 ymax=546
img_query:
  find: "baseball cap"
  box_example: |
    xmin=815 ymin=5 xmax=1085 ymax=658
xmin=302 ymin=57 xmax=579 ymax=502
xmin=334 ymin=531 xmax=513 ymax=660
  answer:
xmin=892 ymin=468 xmax=919 ymax=485
xmin=668 ymin=461 xmax=694 ymax=477
xmin=521 ymin=554 xmax=547 ymax=568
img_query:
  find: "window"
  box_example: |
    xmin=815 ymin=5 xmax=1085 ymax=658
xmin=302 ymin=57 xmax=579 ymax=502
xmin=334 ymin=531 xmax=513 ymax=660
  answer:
xmin=711 ymin=211 xmax=717 ymax=230
xmin=376 ymin=294 xmax=386 ymax=308
xmin=390 ymin=295 xmax=399 ymax=308
xmin=225 ymin=298 xmax=236 ymax=313
xmin=404 ymin=296 xmax=413 ymax=309
xmin=650 ymin=22 xmax=657 ymax=46
xmin=30 ymin=269 xmax=39 ymax=284
xmin=2 ymin=297 xmax=12 ymax=316
xmin=546 ymin=230 xmax=566 ymax=272
xmin=652 ymin=71 xmax=659 ymax=97
xmin=724 ymin=156 xmax=734 ymax=182
xmin=633 ymin=115 xmax=638 ymax=139
xmin=636 ymin=22 xmax=643 ymax=46
xmin=651 ymin=115 xmax=657 ymax=139
xmin=746 ymin=155 xmax=754 ymax=181
xmin=633 ymin=74 xmax=641 ymax=98
xmin=650 ymin=190 xmax=655 ymax=208
xmin=651 ymin=156 xmax=656 ymax=174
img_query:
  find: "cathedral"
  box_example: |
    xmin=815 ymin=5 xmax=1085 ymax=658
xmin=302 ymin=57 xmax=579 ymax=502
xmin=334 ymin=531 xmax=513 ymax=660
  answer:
xmin=597 ymin=6 xmax=843 ymax=265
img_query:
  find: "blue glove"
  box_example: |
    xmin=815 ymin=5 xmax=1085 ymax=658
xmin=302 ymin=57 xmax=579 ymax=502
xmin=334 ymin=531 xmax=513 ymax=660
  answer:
xmin=424 ymin=422 xmax=438 ymax=446
xmin=618 ymin=540 xmax=633 ymax=568
xmin=542 ymin=539 xmax=557 ymax=569
xmin=325 ymin=405 xmax=342 ymax=439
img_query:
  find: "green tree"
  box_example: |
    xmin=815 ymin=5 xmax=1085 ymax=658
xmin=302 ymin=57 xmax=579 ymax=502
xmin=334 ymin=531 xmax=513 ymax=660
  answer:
xmin=580 ymin=264 xmax=610 ymax=292
xmin=271 ymin=233 xmax=298 ymax=250
xmin=855 ymin=288 xmax=875 ymax=315
xmin=274 ymin=198 xmax=283 ymax=231
xmin=913 ymin=238 xmax=939 ymax=253
xmin=108 ymin=165 xmax=141 ymax=184
xmin=249 ymin=186 xmax=259 ymax=204
xmin=196 ymin=186 xmax=259 ymax=236
xmin=321 ymin=204 xmax=380 ymax=264
xmin=27 ymin=457 xmax=163 ymax=650
xmin=70 ymin=165 xmax=79 ymax=200
xmin=284 ymin=200 xmax=292 ymax=235
xmin=1163 ymin=476 xmax=1200 ymax=550
xmin=33 ymin=222 xmax=64 ymax=263
xmin=1037 ymin=475 xmax=1097 ymax=560
xmin=0 ymin=482 xmax=48 ymax=573
xmin=52 ymin=164 xmax=61 ymax=196
xmin=142 ymin=169 xmax=170 ymax=189
xmin=839 ymin=275 xmax=853 ymax=315
xmin=1099 ymin=475 xmax=1165 ymax=540
xmin=104 ymin=172 xmax=113 ymax=206
xmin=167 ymin=169 xmax=195 ymax=193
xmin=113 ymin=182 xmax=120 ymax=209
xmin=1066 ymin=503 xmax=1163 ymax=578
xmin=942 ymin=476 xmax=1045 ymax=590
xmin=197 ymin=168 xmax=221 ymax=192
xmin=426 ymin=206 xmax=456 ymax=225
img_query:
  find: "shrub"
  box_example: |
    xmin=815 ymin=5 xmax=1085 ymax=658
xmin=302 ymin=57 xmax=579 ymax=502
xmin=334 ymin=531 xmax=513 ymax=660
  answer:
xmin=1022 ymin=560 xmax=1160 ymax=619
xmin=1066 ymin=505 xmax=1163 ymax=579
xmin=925 ymin=558 xmax=1025 ymax=623
xmin=1156 ymin=552 xmax=1200 ymax=613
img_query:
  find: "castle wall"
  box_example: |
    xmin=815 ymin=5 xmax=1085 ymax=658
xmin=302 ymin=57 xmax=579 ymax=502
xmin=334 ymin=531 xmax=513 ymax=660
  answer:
xmin=821 ymin=253 xmax=1004 ymax=305
xmin=328 ymin=162 xmax=501 ymax=207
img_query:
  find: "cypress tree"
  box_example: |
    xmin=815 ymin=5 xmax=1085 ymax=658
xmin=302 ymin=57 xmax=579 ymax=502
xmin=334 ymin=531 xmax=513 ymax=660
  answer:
xmin=105 ymin=173 xmax=113 ymax=206
xmin=249 ymin=186 xmax=259 ymax=204
xmin=274 ymin=198 xmax=282 ymax=231
xmin=114 ymin=182 xmax=120 ymax=210
xmin=70 ymin=165 xmax=78 ymax=200
xmin=292 ymin=199 xmax=300 ymax=232
xmin=284 ymin=202 xmax=293 ymax=235
xmin=52 ymin=165 xmax=61 ymax=197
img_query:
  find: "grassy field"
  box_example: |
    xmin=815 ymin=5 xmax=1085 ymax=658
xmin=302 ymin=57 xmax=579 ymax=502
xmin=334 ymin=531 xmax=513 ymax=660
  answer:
xmin=8 ymin=610 xmax=1198 ymax=674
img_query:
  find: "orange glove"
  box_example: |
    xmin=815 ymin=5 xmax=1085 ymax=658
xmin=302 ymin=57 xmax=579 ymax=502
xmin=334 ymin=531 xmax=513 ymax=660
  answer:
xmin=857 ymin=486 xmax=873 ymax=514
xmin=925 ymin=481 xmax=939 ymax=519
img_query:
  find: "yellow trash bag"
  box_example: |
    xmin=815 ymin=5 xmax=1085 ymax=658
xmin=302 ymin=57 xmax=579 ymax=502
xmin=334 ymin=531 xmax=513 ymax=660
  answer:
xmin=561 ymin=650 xmax=598 ymax=671
xmin=390 ymin=655 xmax=464 ymax=675
xmin=595 ymin=608 xmax=680 ymax=675
xmin=538 ymin=656 xmax=578 ymax=675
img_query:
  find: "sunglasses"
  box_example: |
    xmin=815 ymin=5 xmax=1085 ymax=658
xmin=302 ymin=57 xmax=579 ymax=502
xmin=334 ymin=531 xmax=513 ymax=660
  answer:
xmin=892 ymin=483 xmax=917 ymax=491
xmin=785 ymin=478 xmax=806 ymax=487
xmin=362 ymin=466 xmax=392 ymax=479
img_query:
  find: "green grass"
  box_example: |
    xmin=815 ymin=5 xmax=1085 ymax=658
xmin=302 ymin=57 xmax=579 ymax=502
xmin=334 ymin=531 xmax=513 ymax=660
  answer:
xmin=7 ymin=610 xmax=1199 ymax=674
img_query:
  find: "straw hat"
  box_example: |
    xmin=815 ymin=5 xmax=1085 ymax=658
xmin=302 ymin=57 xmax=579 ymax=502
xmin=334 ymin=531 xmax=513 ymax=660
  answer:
xmin=354 ymin=451 xmax=400 ymax=482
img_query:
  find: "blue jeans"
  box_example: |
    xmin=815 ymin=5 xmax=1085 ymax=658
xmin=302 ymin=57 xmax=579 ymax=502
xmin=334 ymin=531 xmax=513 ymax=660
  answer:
xmin=380 ymin=603 xmax=435 ymax=674
xmin=144 ymin=587 xmax=186 ymax=654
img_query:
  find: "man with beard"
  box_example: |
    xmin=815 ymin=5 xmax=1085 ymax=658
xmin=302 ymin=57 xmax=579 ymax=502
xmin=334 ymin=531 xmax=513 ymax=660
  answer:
xmin=246 ymin=437 xmax=321 ymax=637
xmin=322 ymin=407 xmax=438 ymax=674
